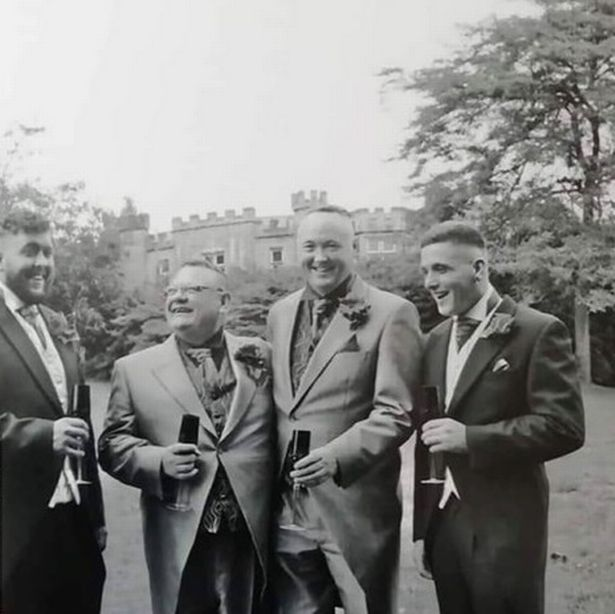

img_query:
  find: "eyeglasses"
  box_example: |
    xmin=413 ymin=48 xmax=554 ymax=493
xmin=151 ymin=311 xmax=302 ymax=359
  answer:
xmin=163 ymin=285 xmax=224 ymax=298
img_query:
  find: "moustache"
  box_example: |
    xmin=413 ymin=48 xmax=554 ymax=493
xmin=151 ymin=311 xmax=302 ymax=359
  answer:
xmin=24 ymin=267 xmax=51 ymax=279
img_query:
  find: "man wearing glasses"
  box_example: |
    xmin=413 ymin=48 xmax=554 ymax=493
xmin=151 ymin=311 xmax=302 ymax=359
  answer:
xmin=99 ymin=259 xmax=275 ymax=614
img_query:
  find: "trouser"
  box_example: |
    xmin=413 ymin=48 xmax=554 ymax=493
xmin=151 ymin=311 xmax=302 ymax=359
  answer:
xmin=272 ymin=525 xmax=368 ymax=614
xmin=2 ymin=503 xmax=105 ymax=614
xmin=428 ymin=497 xmax=544 ymax=614
xmin=176 ymin=522 xmax=259 ymax=614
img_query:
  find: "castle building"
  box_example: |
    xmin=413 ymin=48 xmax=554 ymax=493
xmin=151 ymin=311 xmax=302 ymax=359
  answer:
xmin=118 ymin=190 xmax=418 ymax=299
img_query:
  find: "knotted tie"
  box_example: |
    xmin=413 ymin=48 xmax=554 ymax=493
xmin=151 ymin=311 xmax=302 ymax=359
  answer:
xmin=455 ymin=316 xmax=480 ymax=350
xmin=18 ymin=304 xmax=47 ymax=349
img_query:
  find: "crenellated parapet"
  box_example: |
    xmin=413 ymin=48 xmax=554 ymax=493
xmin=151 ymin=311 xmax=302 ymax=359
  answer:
xmin=351 ymin=206 xmax=415 ymax=233
xmin=171 ymin=207 xmax=260 ymax=231
xmin=291 ymin=189 xmax=328 ymax=213
xmin=118 ymin=212 xmax=150 ymax=232
xmin=146 ymin=232 xmax=175 ymax=251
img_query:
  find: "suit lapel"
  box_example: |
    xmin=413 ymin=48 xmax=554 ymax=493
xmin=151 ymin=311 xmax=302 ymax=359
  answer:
xmin=220 ymin=333 xmax=257 ymax=442
xmin=278 ymin=291 xmax=301 ymax=411
xmin=290 ymin=277 xmax=369 ymax=414
xmin=426 ymin=320 xmax=451 ymax=407
xmin=39 ymin=306 xmax=80 ymax=391
xmin=447 ymin=297 xmax=518 ymax=416
xmin=0 ymin=301 xmax=63 ymax=415
xmin=150 ymin=336 xmax=218 ymax=438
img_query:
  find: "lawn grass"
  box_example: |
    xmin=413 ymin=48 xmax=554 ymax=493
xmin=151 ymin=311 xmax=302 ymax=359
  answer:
xmin=90 ymin=383 xmax=615 ymax=614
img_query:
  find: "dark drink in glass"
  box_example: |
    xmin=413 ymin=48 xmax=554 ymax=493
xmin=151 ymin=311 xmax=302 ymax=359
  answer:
xmin=69 ymin=384 xmax=92 ymax=485
xmin=282 ymin=429 xmax=311 ymax=530
xmin=166 ymin=415 xmax=200 ymax=511
xmin=419 ymin=386 xmax=445 ymax=485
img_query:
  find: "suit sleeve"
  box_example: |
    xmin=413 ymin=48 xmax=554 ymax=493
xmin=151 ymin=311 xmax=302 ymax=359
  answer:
xmin=466 ymin=318 xmax=585 ymax=468
xmin=98 ymin=361 xmax=166 ymax=499
xmin=0 ymin=412 xmax=62 ymax=483
xmin=324 ymin=300 xmax=423 ymax=487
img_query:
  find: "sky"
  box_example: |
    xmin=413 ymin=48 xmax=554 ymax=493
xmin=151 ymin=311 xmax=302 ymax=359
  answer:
xmin=1 ymin=0 xmax=533 ymax=232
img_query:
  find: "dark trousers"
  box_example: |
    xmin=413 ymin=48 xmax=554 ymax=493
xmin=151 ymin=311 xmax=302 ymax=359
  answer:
xmin=2 ymin=503 xmax=105 ymax=614
xmin=428 ymin=498 xmax=544 ymax=614
xmin=176 ymin=524 xmax=259 ymax=614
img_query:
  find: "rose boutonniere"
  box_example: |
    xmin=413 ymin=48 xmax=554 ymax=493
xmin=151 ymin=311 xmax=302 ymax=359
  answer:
xmin=481 ymin=313 xmax=514 ymax=339
xmin=338 ymin=298 xmax=370 ymax=331
xmin=234 ymin=343 xmax=269 ymax=386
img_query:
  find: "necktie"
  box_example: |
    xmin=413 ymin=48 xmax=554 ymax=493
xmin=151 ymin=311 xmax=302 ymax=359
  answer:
xmin=455 ymin=316 xmax=480 ymax=350
xmin=18 ymin=304 xmax=47 ymax=349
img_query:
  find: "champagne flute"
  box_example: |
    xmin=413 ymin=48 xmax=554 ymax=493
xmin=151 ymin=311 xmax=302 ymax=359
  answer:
xmin=70 ymin=384 xmax=92 ymax=485
xmin=281 ymin=429 xmax=311 ymax=530
xmin=165 ymin=415 xmax=200 ymax=512
xmin=419 ymin=386 xmax=445 ymax=485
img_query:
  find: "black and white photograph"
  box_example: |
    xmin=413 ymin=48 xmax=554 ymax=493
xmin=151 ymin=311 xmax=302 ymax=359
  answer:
xmin=1 ymin=1 xmax=614 ymax=613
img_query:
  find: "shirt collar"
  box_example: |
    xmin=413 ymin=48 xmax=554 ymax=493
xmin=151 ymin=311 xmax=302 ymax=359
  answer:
xmin=0 ymin=281 xmax=28 ymax=313
xmin=302 ymin=274 xmax=355 ymax=303
xmin=455 ymin=284 xmax=495 ymax=323
xmin=176 ymin=326 xmax=226 ymax=351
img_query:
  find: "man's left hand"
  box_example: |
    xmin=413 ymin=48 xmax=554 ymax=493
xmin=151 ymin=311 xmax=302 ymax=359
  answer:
xmin=421 ymin=418 xmax=468 ymax=453
xmin=291 ymin=447 xmax=338 ymax=487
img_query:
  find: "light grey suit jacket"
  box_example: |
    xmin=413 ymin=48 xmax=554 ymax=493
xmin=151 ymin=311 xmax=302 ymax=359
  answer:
xmin=98 ymin=332 xmax=274 ymax=614
xmin=267 ymin=276 xmax=422 ymax=613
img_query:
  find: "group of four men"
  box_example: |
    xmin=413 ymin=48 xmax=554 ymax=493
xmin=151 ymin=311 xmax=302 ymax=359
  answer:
xmin=1 ymin=203 xmax=584 ymax=614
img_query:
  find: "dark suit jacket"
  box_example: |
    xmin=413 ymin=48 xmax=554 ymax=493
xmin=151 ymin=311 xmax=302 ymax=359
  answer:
xmin=414 ymin=296 xmax=585 ymax=575
xmin=0 ymin=299 xmax=105 ymax=586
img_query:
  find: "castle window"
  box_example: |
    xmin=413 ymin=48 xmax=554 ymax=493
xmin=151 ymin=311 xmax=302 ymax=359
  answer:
xmin=270 ymin=247 xmax=283 ymax=265
xmin=215 ymin=252 xmax=225 ymax=266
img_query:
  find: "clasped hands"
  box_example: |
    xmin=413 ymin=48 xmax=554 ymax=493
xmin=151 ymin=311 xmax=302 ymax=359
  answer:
xmin=420 ymin=418 xmax=468 ymax=453
xmin=290 ymin=446 xmax=338 ymax=488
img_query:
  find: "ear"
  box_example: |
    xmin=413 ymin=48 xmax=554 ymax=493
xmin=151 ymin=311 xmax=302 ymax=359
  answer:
xmin=473 ymin=258 xmax=486 ymax=281
xmin=219 ymin=291 xmax=231 ymax=309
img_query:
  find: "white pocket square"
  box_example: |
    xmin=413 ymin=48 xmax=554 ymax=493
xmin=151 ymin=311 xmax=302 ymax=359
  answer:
xmin=492 ymin=357 xmax=511 ymax=373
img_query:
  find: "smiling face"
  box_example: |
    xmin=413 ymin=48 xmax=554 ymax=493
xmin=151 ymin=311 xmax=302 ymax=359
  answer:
xmin=420 ymin=241 xmax=487 ymax=317
xmin=297 ymin=211 xmax=355 ymax=296
xmin=164 ymin=265 xmax=229 ymax=345
xmin=0 ymin=230 xmax=55 ymax=305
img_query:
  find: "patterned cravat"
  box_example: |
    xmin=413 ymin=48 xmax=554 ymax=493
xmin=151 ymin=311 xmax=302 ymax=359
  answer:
xmin=185 ymin=347 xmax=213 ymax=367
xmin=18 ymin=304 xmax=47 ymax=349
xmin=455 ymin=316 xmax=480 ymax=350
xmin=310 ymin=297 xmax=336 ymax=347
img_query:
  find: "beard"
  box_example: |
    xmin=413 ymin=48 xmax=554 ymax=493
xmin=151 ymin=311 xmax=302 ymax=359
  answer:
xmin=5 ymin=265 xmax=53 ymax=305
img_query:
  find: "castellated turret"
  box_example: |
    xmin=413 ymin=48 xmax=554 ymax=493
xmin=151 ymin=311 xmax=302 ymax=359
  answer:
xmin=291 ymin=190 xmax=328 ymax=215
xmin=118 ymin=209 xmax=150 ymax=298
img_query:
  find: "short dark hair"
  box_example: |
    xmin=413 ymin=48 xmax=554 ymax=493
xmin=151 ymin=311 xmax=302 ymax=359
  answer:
xmin=420 ymin=221 xmax=485 ymax=249
xmin=303 ymin=205 xmax=352 ymax=219
xmin=0 ymin=206 xmax=51 ymax=236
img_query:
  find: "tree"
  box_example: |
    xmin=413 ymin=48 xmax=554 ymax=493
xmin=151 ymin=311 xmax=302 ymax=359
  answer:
xmin=1 ymin=126 xmax=128 ymax=375
xmin=384 ymin=0 xmax=615 ymax=381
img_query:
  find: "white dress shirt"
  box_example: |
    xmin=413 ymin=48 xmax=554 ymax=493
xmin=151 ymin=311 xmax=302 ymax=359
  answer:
xmin=439 ymin=285 xmax=501 ymax=509
xmin=0 ymin=281 xmax=80 ymax=506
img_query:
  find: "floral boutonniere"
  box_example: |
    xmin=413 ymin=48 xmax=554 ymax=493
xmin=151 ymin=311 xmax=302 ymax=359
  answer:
xmin=481 ymin=313 xmax=515 ymax=340
xmin=46 ymin=310 xmax=81 ymax=350
xmin=338 ymin=297 xmax=371 ymax=331
xmin=234 ymin=343 xmax=269 ymax=386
